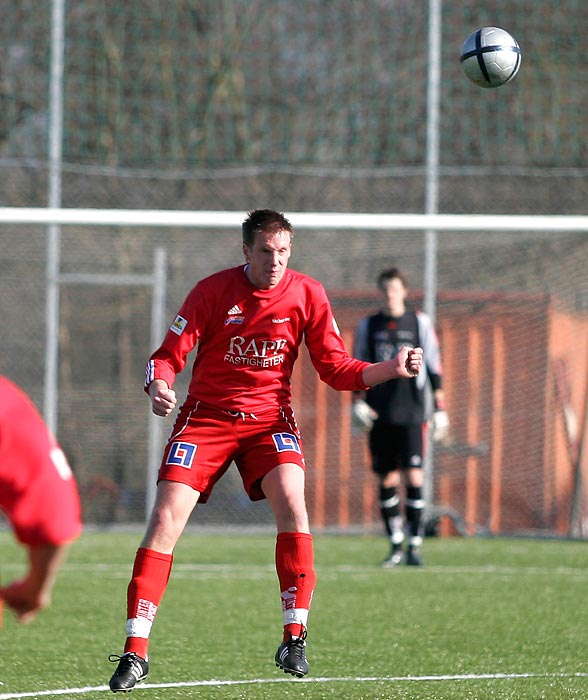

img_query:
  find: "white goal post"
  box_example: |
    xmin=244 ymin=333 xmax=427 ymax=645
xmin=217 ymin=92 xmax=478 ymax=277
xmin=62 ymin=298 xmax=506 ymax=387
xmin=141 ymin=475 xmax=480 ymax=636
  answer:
xmin=3 ymin=207 xmax=587 ymax=527
xmin=2 ymin=207 xmax=588 ymax=231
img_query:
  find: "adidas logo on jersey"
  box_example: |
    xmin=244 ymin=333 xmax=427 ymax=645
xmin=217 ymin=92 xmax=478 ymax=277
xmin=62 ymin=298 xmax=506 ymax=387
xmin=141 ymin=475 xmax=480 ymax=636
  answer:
xmin=225 ymin=304 xmax=245 ymax=326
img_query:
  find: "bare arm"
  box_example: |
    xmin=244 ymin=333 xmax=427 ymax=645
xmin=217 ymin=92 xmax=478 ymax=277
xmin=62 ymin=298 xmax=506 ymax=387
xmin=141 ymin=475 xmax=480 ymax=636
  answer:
xmin=361 ymin=346 xmax=423 ymax=387
xmin=433 ymin=388 xmax=446 ymax=410
xmin=148 ymin=379 xmax=177 ymax=417
xmin=1 ymin=543 xmax=71 ymax=624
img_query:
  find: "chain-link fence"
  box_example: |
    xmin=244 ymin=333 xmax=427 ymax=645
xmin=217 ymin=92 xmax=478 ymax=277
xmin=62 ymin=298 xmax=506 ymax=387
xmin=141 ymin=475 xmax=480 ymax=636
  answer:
xmin=3 ymin=1 xmax=588 ymax=212
xmin=2 ymin=217 xmax=587 ymax=536
xmin=1 ymin=1 xmax=588 ymax=534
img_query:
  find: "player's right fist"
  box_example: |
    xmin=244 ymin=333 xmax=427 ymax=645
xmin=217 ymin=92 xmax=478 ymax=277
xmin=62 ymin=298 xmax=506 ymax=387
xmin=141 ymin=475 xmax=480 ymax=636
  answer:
xmin=149 ymin=380 xmax=177 ymax=417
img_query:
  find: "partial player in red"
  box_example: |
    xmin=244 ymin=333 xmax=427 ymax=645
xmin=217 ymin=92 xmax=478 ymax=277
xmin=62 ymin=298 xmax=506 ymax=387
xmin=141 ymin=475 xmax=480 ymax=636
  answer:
xmin=0 ymin=375 xmax=82 ymax=624
xmin=108 ymin=209 xmax=423 ymax=692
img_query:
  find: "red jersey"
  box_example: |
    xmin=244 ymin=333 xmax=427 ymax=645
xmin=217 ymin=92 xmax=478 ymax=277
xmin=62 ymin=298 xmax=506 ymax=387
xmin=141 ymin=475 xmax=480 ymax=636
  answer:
xmin=0 ymin=376 xmax=82 ymax=546
xmin=145 ymin=265 xmax=370 ymax=412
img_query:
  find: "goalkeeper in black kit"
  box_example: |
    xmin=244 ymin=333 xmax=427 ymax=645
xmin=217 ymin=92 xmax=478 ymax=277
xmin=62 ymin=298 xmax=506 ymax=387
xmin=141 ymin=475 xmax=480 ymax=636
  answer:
xmin=352 ymin=268 xmax=449 ymax=567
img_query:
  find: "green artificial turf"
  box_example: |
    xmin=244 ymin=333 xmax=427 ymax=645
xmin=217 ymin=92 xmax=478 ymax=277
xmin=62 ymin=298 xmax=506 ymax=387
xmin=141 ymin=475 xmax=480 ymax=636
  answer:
xmin=1 ymin=531 xmax=587 ymax=699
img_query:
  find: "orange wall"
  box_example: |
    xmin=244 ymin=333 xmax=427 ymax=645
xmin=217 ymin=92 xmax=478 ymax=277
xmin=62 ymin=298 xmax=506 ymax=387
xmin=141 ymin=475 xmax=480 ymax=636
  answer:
xmin=293 ymin=290 xmax=588 ymax=536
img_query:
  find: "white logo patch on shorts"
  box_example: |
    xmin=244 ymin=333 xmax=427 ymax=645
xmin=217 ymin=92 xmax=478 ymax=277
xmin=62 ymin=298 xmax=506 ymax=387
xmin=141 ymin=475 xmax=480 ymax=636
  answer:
xmin=166 ymin=441 xmax=197 ymax=468
xmin=272 ymin=432 xmax=301 ymax=454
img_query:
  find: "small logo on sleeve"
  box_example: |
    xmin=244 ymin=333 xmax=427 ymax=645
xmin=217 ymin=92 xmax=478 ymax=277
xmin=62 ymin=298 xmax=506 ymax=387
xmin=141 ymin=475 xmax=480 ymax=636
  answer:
xmin=170 ymin=315 xmax=188 ymax=336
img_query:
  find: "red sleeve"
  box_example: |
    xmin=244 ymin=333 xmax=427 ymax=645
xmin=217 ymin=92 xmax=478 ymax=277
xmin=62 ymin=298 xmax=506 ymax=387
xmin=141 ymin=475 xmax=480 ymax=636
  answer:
xmin=303 ymin=283 xmax=370 ymax=391
xmin=10 ymin=443 xmax=82 ymax=546
xmin=144 ymin=284 xmax=205 ymax=392
xmin=0 ymin=378 xmax=82 ymax=546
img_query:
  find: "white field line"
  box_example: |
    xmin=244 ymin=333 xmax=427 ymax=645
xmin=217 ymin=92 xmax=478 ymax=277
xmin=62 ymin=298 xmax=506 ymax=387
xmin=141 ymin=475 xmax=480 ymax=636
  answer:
xmin=46 ymin=562 xmax=588 ymax=576
xmin=3 ymin=562 xmax=587 ymax=581
xmin=1 ymin=672 xmax=588 ymax=700
xmin=61 ymin=562 xmax=588 ymax=581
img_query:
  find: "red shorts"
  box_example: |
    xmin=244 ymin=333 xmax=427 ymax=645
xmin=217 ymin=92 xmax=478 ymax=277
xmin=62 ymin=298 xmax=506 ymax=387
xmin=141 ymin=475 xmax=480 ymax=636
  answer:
xmin=158 ymin=399 xmax=306 ymax=502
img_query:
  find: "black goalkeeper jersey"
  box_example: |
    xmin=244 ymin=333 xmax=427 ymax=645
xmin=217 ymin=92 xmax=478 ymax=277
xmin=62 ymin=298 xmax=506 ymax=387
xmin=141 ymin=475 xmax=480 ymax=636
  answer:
xmin=358 ymin=310 xmax=425 ymax=425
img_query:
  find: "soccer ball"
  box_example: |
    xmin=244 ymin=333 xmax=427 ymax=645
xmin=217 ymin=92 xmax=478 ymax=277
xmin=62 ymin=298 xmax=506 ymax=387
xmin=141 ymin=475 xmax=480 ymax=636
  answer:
xmin=460 ymin=27 xmax=521 ymax=88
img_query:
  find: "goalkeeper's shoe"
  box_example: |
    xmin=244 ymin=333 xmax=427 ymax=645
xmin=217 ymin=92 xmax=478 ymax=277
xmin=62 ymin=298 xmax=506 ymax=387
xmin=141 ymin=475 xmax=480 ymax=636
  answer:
xmin=108 ymin=652 xmax=149 ymax=692
xmin=381 ymin=545 xmax=404 ymax=568
xmin=406 ymin=546 xmax=424 ymax=567
xmin=275 ymin=630 xmax=308 ymax=678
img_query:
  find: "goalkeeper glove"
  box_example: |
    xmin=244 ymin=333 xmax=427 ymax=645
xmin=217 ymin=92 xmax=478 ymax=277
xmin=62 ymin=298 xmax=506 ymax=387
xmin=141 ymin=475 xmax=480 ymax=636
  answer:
xmin=431 ymin=410 xmax=450 ymax=442
xmin=351 ymin=399 xmax=378 ymax=434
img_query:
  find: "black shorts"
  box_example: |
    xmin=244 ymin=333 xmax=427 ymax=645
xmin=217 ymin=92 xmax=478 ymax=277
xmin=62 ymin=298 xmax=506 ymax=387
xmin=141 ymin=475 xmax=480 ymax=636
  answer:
xmin=369 ymin=422 xmax=424 ymax=475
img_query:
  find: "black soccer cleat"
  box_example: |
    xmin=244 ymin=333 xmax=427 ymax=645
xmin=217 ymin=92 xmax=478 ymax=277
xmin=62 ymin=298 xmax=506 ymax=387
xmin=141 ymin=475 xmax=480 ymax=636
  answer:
xmin=108 ymin=652 xmax=149 ymax=693
xmin=381 ymin=545 xmax=404 ymax=569
xmin=406 ymin=546 xmax=424 ymax=567
xmin=275 ymin=631 xmax=309 ymax=678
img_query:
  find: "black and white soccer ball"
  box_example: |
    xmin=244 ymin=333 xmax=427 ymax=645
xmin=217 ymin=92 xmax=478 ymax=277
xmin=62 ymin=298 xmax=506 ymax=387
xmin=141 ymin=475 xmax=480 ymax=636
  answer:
xmin=460 ymin=27 xmax=521 ymax=88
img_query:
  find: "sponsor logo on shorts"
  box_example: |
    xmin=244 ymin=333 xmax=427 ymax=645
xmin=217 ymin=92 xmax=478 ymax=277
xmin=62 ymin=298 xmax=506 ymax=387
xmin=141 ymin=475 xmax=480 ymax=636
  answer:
xmin=272 ymin=432 xmax=301 ymax=454
xmin=166 ymin=441 xmax=197 ymax=468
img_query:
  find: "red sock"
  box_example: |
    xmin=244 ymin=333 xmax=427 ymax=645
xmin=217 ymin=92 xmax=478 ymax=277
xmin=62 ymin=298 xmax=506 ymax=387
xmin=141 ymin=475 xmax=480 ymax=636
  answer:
xmin=123 ymin=547 xmax=173 ymax=658
xmin=275 ymin=532 xmax=316 ymax=641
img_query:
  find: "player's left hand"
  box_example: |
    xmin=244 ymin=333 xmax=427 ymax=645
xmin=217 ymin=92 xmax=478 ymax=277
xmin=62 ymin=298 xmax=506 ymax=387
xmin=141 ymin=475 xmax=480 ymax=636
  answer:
xmin=399 ymin=346 xmax=423 ymax=378
xmin=1 ymin=579 xmax=49 ymax=624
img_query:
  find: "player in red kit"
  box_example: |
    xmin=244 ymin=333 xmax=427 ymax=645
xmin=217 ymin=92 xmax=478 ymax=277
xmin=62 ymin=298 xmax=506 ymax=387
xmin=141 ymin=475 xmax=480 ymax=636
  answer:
xmin=0 ymin=375 xmax=82 ymax=625
xmin=108 ymin=209 xmax=423 ymax=692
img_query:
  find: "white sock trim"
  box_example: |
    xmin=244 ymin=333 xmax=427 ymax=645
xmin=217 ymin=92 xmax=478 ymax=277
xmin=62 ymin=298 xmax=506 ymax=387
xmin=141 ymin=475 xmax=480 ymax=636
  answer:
xmin=283 ymin=608 xmax=309 ymax=627
xmin=126 ymin=617 xmax=153 ymax=638
xmin=381 ymin=494 xmax=400 ymax=508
